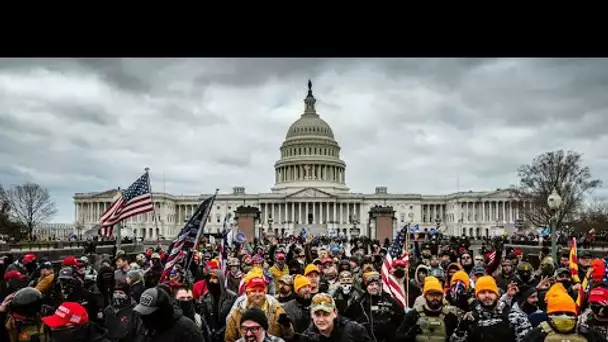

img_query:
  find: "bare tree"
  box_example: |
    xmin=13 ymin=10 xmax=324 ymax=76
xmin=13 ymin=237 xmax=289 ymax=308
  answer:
xmin=5 ymin=182 xmax=58 ymax=240
xmin=515 ymin=150 xmax=602 ymax=232
xmin=571 ymin=197 xmax=608 ymax=233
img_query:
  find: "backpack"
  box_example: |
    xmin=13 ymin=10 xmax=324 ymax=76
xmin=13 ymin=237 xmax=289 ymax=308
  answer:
xmin=415 ymin=306 xmax=449 ymax=342
xmin=539 ymin=321 xmax=588 ymax=342
xmin=6 ymin=317 xmax=46 ymax=342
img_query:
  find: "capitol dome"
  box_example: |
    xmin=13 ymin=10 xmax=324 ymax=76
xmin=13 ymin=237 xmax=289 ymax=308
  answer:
xmin=285 ymin=114 xmax=335 ymax=139
xmin=272 ymin=80 xmax=348 ymax=193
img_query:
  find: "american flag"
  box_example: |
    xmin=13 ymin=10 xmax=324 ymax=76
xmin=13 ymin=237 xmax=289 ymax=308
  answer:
xmin=161 ymin=195 xmax=215 ymax=281
xmin=381 ymin=224 xmax=408 ymax=308
xmin=99 ymin=172 xmax=154 ymax=237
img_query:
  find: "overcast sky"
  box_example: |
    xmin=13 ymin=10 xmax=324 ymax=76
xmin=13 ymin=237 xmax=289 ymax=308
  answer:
xmin=1 ymin=58 xmax=607 ymax=223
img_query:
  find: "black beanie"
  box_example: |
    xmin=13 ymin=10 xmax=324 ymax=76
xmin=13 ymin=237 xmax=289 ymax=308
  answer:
xmin=241 ymin=308 xmax=269 ymax=331
xmin=114 ymin=281 xmax=131 ymax=296
xmin=515 ymin=285 xmax=537 ymax=304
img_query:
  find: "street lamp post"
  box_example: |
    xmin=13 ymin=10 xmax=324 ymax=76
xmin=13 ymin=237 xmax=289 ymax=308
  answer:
xmin=268 ymin=217 xmax=273 ymax=237
xmin=257 ymin=223 xmax=263 ymax=240
xmin=547 ymin=188 xmax=563 ymax=261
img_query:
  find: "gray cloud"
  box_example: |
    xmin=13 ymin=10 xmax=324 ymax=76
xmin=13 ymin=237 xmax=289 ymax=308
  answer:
xmin=1 ymin=58 xmax=607 ymax=222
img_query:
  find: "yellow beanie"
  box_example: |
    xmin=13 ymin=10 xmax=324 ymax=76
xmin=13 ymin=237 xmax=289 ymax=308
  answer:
xmin=546 ymin=288 xmax=577 ymax=314
xmin=304 ymin=264 xmax=320 ymax=276
xmin=293 ymin=275 xmax=312 ymax=293
xmin=244 ymin=267 xmax=264 ymax=284
xmin=474 ymin=275 xmax=499 ymax=296
xmin=423 ymin=276 xmax=444 ymax=296
xmin=545 ymin=282 xmax=568 ymax=299
xmin=546 ymin=283 xmax=577 ymax=315
xmin=450 ymin=270 xmax=470 ymax=290
xmin=362 ymin=271 xmax=381 ymax=286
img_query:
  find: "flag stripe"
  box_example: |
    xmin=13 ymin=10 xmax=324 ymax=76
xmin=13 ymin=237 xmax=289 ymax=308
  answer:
xmin=161 ymin=195 xmax=215 ymax=281
xmin=381 ymin=225 xmax=408 ymax=308
xmin=98 ymin=172 xmax=154 ymax=238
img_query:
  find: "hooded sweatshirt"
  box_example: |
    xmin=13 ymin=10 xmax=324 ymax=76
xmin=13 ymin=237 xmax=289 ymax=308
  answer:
xmin=200 ymin=269 xmax=237 ymax=342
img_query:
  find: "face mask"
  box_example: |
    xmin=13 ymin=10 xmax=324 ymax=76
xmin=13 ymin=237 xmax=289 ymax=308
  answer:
xmin=112 ymin=293 xmax=130 ymax=307
xmin=177 ymin=300 xmax=195 ymax=320
xmin=140 ymin=312 xmax=162 ymax=330
xmin=521 ymin=301 xmax=538 ymax=315
xmin=394 ymin=269 xmax=406 ymax=278
xmin=591 ymin=304 xmax=608 ymax=318
xmin=550 ymin=315 xmax=577 ymax=333
xmin=342 ymin=284 xmax=352 ymax=294
xmin=559 ymin=279 xmax=572 ymax=288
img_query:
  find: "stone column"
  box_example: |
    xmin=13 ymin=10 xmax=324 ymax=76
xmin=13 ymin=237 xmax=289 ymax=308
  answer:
xmin=370 ymin=205 xmax=395 ymax=242
xmin=291 ymin=202 xmax=295 ymax=225
xmin=503 ymin=201 xmax=507 ymax=222
xmin=297 ymin=202 xmax=301 ymax=224
xmin=333 ymin=202 xmax=337 ymax=224
xmin=234 ymin=205 xmax=261 ymax=242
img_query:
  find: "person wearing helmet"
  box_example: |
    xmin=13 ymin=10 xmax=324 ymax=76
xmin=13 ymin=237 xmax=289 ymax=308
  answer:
xmin=226 ymin=258 xmax=243 ymax=294
xmin=78 ymin=256 xmax=98 ymax=285
xmin=135 ymin=254 xmax=147 ymax=270
xmin=3 ymin=287 xmax=46 ymax=342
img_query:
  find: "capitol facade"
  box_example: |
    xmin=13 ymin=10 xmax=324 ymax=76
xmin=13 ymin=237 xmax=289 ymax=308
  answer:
xmin=73 ymin=82 xmax=529 ymax=242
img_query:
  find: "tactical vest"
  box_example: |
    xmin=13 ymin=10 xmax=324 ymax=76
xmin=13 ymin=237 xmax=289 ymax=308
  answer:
xmin=6 ymin=317 xmax=47 ymax=342
xmin=539 ymin=322 xmax=588 ymax=342
xmin=415 ymin=306 xmax=449 ymax=342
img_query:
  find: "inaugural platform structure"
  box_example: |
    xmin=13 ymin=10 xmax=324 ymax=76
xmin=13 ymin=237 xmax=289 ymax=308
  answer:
xmin=74 ymin=81 xmax=530 ymax=242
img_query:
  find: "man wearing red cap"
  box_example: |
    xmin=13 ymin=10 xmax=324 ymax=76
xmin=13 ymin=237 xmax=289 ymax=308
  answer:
xmin=268 ymin=253 xmax=289 ymax=291
xmin=41 ymin=302 xmax=111 ymax=342
xmin=226 ymin=277 xmax=293 ymax=342
xmin=578 ymin=286 xmax=608 ymax=340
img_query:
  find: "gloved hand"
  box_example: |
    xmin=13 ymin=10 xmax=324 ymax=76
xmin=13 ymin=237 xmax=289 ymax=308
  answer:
xmin=458 ymin=311 xmax=475 ymax=331
xmin=278 ymin=313 xmax=291 ymax=327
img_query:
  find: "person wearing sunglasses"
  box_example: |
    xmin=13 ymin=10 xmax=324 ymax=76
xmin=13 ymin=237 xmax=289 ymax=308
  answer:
xmin=300 ymin=293 xmax=371 ymax=342
xmin=237 ymin=308 xmax=285 ymax=342
xmin=225 ymin=277 xmax=294 ymax=342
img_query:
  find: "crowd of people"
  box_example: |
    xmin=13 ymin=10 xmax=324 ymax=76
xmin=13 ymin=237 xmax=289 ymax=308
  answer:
xmin=1 ymin=232 xmax=608 ymax=342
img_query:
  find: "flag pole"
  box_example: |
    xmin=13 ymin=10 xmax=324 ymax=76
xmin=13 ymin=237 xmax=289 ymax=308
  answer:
xmin=405 ymin=223 xmax=410 ymax=309
xmin=145 ymin=167 xmax=159 ymax=245
xmin=115 ymin=186 xmax=122 ymax=251
xmin=185 ymin=189 xmax=219 ymax=276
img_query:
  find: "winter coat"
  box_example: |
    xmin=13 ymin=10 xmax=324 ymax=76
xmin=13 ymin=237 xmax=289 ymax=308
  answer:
xmin=102 ymin=300 xmax=141 ymax=342
xmin=282 ymin=298 xmax=312 ymax=337
xmin=133 ymin=308 xmax=205 ymax=342
xmin=450 ymin=301 xmax=527 ymax=342
xmin=49 ymin=322 xmax=112 ymax=342
xmin=344 ymin=292 xmax=404 ymax=342
xmin=225 ymin=294 xmax=294 ymax=342
xmin=395 ymin=304 xmax=460 ymax=342
xmin=298 ymin=316 xmax=372 ymax=342
xmin=34 ymin=274 xmax=55 ymax=295
xmin=199 ymin=269 xmax=237 ymax=342
xmin=130 ymin=281 xmax=145 ymax=304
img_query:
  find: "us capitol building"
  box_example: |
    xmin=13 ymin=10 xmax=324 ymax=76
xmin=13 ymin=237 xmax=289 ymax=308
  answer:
xmin=74 ymin=81 xmax=529 ymax=242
